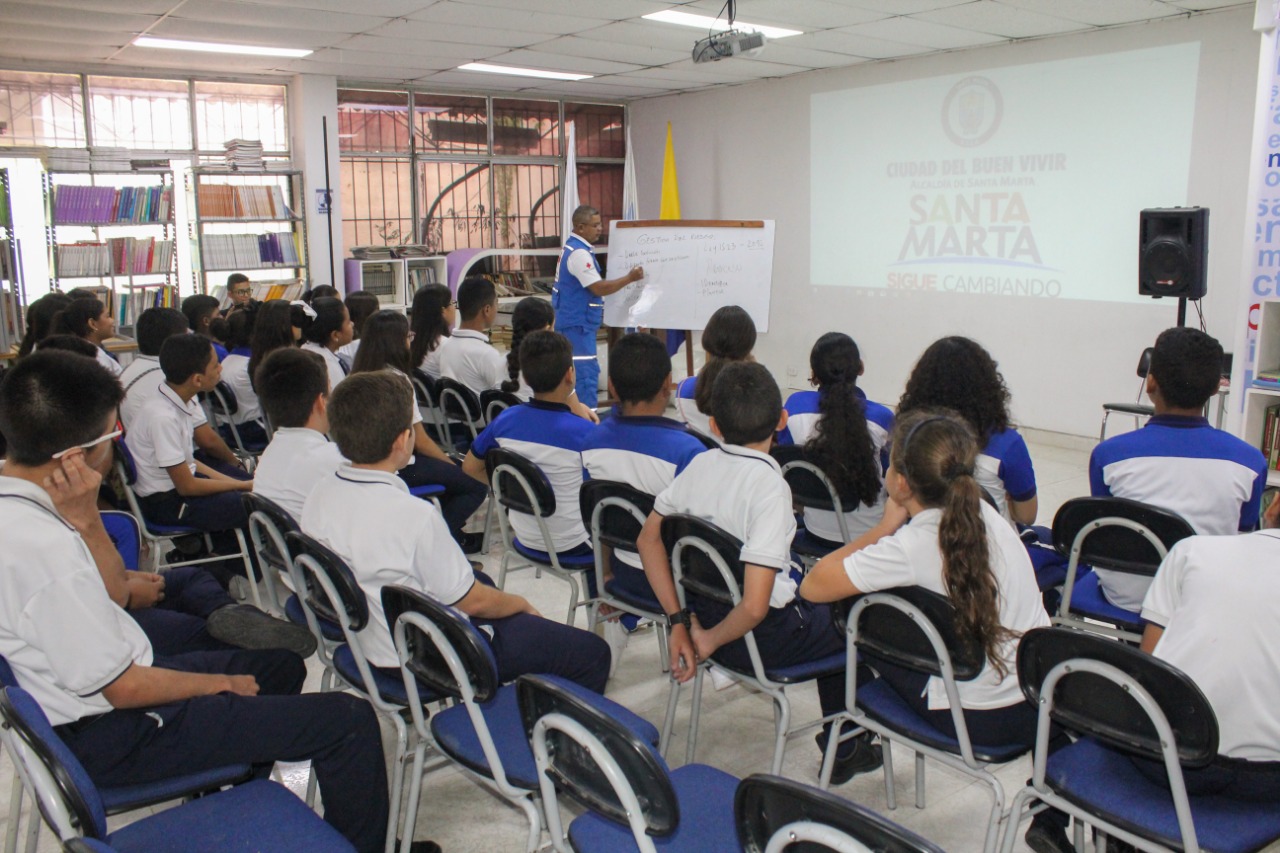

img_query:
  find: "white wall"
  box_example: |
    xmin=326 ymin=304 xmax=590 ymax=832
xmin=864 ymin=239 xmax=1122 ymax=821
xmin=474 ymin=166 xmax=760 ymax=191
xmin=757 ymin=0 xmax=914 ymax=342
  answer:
xmin=289 ymin=74 xmax=345 ymax=292
xmin=629 ymin=8 xmax=1257 ymax=438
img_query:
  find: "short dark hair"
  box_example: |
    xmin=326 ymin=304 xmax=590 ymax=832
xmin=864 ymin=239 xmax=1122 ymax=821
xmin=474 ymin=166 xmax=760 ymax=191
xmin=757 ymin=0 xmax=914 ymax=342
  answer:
xmin=520 ymin=330 xmax=573 ymax=394
xmin=710 ymin=361 xmax=781 ymax=446
xmin=181 ymin=294 xmax=221 ymax=332
xmin=303 ymin=284 xmax=339 ymax=305
xmin=160 ymin=334 xmax=214 ymax=385
xmin=610 ymin=333 xmax=670 ymax=404
xmin=135 ymin=307 xmax=190 ymax=356
xmin=226 ymin=272 xmax=250 ymax=287
xmin=225 ymin=307 xmax=256 ymax=351
xmin=1149 ymin=327 xmax=1223 ymax=409
xmin=328 ymin=371 xmax=413 ymax=464
xmin=0 ymin=351 xmax=124 ymax=466
xmin=457 ymin=276 xmax=495 ymax=321
xmin=256 ymin=347 xmax=328 ymax=429
xmin=37 ymin=334 xmax=99 ymax=358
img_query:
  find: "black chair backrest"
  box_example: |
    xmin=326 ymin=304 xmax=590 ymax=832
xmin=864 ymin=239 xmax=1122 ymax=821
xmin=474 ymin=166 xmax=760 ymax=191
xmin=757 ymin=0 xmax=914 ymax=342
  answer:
xmin=113 ymin=438 xmax=138 ymax=486
xmin=1051 ymin=497 xmax=1194 ymax=576
xmin=1017 ymin=627 xmax=1218 ymax=766
xmin=840 ymin=587 xmax=985 ymax=681
xmin=659 ymin=513 xmax=744 ymax=607
xmin=579 ymin=479 xmax=655 ymax=552
xmin=211 ymin=380 xmax=239 ymax=416
xmin=440 ymin=377 xmax=482 ymax=423
xmin=516 ymin=674 xmax=680 ymax=837
xmin=1137 ymin=346 xmax=1154 ymax=379
xmin=485 ymin=446 xmax=556 ymax=518
xmin=480 ymin=389 xmax=522 ymax=423
xmin=242 ymin=492 xmax=299 ymax=572
xmin=410 ymin=368 xmax=439 ymax=407
xmin=771 ymin=445 xmax=849 ymax=513
xmin=381 ymin=585 xmax=501 ymax=703
xmin=735 ymin=774 xmax=945 ymax=853
xmin=284 ymin=530 xmax=369 ymax=631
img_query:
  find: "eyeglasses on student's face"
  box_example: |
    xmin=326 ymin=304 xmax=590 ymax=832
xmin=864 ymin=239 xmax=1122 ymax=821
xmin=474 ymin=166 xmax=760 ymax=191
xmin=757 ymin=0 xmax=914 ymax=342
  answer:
xmin=231 ymin=288 xmax=252 ymax=297
xmin=52 ymin=428 xmax=122 ymax=460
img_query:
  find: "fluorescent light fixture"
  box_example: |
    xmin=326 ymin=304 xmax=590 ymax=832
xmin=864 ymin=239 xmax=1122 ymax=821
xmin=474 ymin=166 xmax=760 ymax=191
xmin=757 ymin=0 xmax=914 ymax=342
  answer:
xmin=133 ymin=36 xmax=313 ymax=58
xmin=642 ymin=9 xmax=801 ymax=39
xmin=458 ymin=62 xmax=592 ymax=81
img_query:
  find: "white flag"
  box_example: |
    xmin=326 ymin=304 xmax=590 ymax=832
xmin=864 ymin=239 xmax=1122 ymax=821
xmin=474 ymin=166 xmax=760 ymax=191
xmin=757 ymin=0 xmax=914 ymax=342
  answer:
xmin=621 ymin=126 xmax=639 ymax=221
xmin=561 ymin=121 xmax=580 ymax=245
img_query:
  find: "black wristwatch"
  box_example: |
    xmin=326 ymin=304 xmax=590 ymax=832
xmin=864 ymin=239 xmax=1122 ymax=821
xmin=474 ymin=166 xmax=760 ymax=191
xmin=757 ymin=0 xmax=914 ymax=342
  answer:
xmin=666 ymin=608 xmax=692 ymax=633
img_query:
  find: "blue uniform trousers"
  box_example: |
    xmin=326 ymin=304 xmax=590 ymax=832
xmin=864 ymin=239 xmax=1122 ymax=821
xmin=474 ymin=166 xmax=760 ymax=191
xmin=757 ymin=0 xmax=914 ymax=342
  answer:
xmin=560 ymin=323 xmax=600 ymax=404
xmin=128 ymin=566 xmax=237 ymax=655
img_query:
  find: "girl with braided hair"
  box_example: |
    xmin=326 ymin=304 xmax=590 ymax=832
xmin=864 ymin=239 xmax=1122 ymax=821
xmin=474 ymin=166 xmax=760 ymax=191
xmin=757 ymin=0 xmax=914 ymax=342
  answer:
xmin=502 ymin=296 xmax=555 ymax=398
xmin=801 ymin=408 xmax=1049 ymax=749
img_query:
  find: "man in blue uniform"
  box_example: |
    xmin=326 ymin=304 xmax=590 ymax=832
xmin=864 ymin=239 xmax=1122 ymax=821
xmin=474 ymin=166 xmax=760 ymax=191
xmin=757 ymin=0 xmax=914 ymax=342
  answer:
xmin=554 ymin=204 xmax=645 ymax=405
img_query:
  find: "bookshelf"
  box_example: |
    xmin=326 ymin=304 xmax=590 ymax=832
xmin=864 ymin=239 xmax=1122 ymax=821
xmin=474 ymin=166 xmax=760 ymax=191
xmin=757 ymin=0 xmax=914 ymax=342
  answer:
xmin=43 ymin=170 xmax=178 ymax=335
xmin=0 ymin=169 xmax=24 ymax=354
xmin=189 ymin=168 xmax=308 ymax=297
xmin=1243 ymin=299 xmax=1280 ymax=487
xmin=343 ymin=256 xmax=446 ymax=310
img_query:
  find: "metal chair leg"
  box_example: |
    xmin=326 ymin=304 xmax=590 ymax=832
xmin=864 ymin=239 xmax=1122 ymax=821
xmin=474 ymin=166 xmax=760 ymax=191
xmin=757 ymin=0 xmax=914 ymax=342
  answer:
xmin=883 ymin=738 xmax=898 ymax=810
xmin=659 ymin=677 xmax=681 ymax=757
xmin=769 ymin=693 xmax=790 ymax=775
xmin=4 ymin=772 xmax=23 ymax=853
xmin=685 ymin=667 xmax=706 ymax=766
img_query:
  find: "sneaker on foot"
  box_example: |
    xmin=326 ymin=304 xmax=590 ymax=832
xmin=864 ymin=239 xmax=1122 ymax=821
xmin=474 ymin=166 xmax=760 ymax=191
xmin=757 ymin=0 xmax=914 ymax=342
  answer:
xmin=603 ymin=619 xmax=629 ymax=677
xmin=457 ymin=531 xmax=485 ymax=555
xmin=828 ymin=734 xmax=883 ymax=785
xmin=398 ymin=839 xmax=442 ymax=853
xmin=207 ymin=604 xmax=318 ymax=657
xmin=1024 ymin=814 xmax=1075 ymax=853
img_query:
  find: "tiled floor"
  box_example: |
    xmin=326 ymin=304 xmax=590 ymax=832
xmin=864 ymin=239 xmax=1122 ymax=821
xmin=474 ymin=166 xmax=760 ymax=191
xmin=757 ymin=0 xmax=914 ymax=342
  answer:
xmin=3 ymin=432 xmax=1276 ymax=852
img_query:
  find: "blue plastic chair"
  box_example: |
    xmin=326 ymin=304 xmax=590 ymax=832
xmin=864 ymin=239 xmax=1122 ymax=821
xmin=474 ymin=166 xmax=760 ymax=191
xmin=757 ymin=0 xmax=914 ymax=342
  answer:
xmin=0 ymin=686 xmax=352 ymax=853
xmin=824 ymin=588 xmax=1032 ymax=853
xmin=1000 ymin=628 xmax=1280 ymax=853
xmin=658 ymin=513 xmax=845 ymax=775
xmin=382 ymin=585 xmax=661 ymax=852
xmin=518 ymin=674 xmax=740 ymax=853
xmin=486 ymin=447 xmax=596 ymax=625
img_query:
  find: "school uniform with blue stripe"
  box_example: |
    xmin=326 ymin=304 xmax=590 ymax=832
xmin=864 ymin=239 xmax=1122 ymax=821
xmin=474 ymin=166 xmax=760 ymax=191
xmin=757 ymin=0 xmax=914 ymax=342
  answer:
xmin=777 ymin=388 xmax=893 ymax=542
xmin=674 ymin=375 xmax=712 ymax=437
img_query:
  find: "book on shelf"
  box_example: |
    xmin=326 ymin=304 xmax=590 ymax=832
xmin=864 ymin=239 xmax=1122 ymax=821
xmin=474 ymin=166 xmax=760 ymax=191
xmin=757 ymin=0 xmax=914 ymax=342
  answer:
xmin=114 ymin=284 xmax=178 ymax=328
xmin=56 ymin=238 xmax=174 ymax=277
xmin=0 ymin=179 xmax=9 ymax=230
xmin=0 ymin=286 xmax=21 ymax=354
xmin=197 ymin=184 xmax=293 ymax=220
xmin=202 ymin=233 xmax=300 ymax=270
xmin=211 ymin=279 xmax=305 ymax=310
xmin=52 ymin=185 xmax=173 ymax=225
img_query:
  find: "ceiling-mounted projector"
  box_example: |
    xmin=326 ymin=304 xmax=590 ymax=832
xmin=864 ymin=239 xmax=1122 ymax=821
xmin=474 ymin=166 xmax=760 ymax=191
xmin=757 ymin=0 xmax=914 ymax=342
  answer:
xmin=692 ymin=29 xmax=767 ymax=63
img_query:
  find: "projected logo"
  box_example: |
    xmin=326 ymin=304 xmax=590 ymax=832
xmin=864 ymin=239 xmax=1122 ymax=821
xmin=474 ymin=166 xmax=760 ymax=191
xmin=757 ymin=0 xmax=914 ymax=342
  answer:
xmin=942 ymin=77 xmax=1002 ymax=147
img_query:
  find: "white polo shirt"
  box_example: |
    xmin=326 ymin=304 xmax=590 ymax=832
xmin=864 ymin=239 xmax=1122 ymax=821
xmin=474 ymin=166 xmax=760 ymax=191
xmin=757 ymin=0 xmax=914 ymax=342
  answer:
xmin=388 ymin=368 xmax=424 ymax=427
xmin=301 ymin=464 xmax=476 ymax=668
xmin=128 ymin=383 xmax=198 ymax=498
xmin=1141 ymin=529 xmax=1280 ymax=762
xmin=119 ymin=355 xmax=208 ymax=434
xmin=842 ymin=501 xmax=1049 ymax=711
xmin=418 ymin=336 xmax=450 ymax=381
xmin=301 ymin=342 xmax=348 ymax=394
xmin=0 ymin=477 xmax=154 ymax=726
xmin=95 ymin=346 xmax=123 ymax=377
xmin=253 ymin=428 xmax=346 ymax=523
xmin=218 ymin=354 xmax=263 ymax=426
xmin=337 ymin=339 xmax=360 ymax=364
xmin=674 ymin=376 xmax=713 ymax=438
xmin=439 ymin=329 xmax=508 ymax=396
xmin=470 ymin=399 xmax=596 ymax=552
xmin=654 ymin=444 xmax=798 ymax=608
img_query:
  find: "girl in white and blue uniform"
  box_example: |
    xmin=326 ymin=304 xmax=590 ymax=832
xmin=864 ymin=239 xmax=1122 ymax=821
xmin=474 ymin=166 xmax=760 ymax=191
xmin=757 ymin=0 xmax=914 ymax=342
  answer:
xmin=675 ymin=305 xmax=756 ymax=438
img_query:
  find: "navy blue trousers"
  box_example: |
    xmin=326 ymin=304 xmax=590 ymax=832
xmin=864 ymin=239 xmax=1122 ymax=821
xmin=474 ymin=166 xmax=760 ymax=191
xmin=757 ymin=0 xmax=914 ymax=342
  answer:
xmin=396 ymin=455 xmax=489 ymax=541
xmin=128 ymin=566 xmax=237 ymax=655
xmin=56 ymin=649 xmax=389 ymax=853
xmin=138 ymin=479 xmax=252 ymax=586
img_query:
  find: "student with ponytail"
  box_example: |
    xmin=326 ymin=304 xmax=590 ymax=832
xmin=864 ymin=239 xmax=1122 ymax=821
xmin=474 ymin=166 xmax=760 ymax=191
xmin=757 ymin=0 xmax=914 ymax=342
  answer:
xmin=778 ymin=332 xmax=892 ymax=542
xmin=801 ymin=409 xmax=1049 ymax=748
xmin=408 ymin=283 xmax=455 ymax=380
xmin=16 ymin=292 xmax=72 ymax=359
xmin=676 ymin=305 xmax=756 ymax=437
xmin=299 ymin=296 xmax=354 ymax=393
xmin=49 ymin=296 xmax=122 ymax=376
xmin=502 ymin=296 xmax=555 ymax=399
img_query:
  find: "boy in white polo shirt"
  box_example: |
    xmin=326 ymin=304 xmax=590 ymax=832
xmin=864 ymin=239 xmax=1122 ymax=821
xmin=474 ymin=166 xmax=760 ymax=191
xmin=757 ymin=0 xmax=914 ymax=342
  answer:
xmin=129 ymin=334 xmax=253 ymax=581
xmin=636 ymin=361 xmax=877 ymax=784
xmin=251 ymin=347 xmax=345 ymax=523
xmin=1137 ymin=493 xmax=1280 ymax=801
xmin=439 ymin=276 xmax=507 ymax=396
xmin=0 ymin=350 xmax=393 ymax=853
xmin=302 ymin=371 xmax=610 ymax=693
xmin=463 ymin=330 xmax=597 ymax=558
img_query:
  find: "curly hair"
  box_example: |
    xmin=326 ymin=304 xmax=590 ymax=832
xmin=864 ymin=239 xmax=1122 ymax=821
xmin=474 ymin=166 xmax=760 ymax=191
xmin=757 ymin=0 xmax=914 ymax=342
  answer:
xmin=805 ymin=333 xmax=881 ymax=508
xmin=897 ymin=336 xmax=1011 ymax=443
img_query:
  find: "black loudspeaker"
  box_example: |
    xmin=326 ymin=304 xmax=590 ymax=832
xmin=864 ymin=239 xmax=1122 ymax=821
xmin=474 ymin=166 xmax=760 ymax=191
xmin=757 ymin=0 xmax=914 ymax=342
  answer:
xmin=1138 ymin=207 xmax=1208 ymax=299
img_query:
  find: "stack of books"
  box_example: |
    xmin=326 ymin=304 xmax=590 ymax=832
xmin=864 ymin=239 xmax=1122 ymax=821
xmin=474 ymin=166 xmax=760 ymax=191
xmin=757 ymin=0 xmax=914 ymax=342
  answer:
xmin=203 ymin=233 xmax=300 ymax=269
xmin=53 ymin=185 xmax=173 ymax=224
xmin=1254 ymin=368 xmax=1280 ymax=390
xmin=225 ymin=139 xmax=265 ymax=171
xmin=89 ymin=147 xmax=132 ymax=172
xmin=45 ymin=150 xmax=91 ymax=172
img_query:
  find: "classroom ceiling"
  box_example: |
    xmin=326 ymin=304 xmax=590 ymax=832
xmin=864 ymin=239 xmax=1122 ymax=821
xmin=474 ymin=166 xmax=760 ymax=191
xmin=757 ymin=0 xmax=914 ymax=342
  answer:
xmin=0 ymin=0 xmax=1251 ymax=100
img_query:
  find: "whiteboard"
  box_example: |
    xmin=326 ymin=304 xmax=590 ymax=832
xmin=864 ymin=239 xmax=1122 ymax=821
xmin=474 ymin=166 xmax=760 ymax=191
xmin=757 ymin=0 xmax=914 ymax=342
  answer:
xmin=603 ymin=220 xmax=775 ymax=333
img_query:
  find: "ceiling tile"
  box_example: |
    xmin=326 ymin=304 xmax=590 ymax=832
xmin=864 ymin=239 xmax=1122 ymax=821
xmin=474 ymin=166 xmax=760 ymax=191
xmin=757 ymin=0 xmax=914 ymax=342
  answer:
xmin=407 ymin=1 xmax=609 ymax=36
xmin=334 ymin=34 xmax=489 ymax=59
xmin=844 ymin=17 xmax=1008 ymax=48
xmin=109 ymin=49 xmax=294 ymax=74
xmin=478 ymin=50 xmax=641 ymax=76
xmin=230 ymin=0 xmax=436 ymax=13
xmin=535 ymin=35 xmax=688 ymax=67
xmin=916 ymin=1 xmax=1090 ymax=38
xmin=169 ymin=0 xmax=393 ymax=33
xmin=655 ymin=57 xmax=811 ymax=82
xmin=307 ymin=47 xmax=457 ymax=72
xmin=843 ymin=0 xmax=974 ymax=12
xmin=0 ymin=2 xmax=157 ymax=32
xmin=365 ymin=17 xmax=545 ymax=48
xmin=677 ymin=0 xmax=891 ymax=29
xmin=448 ymin=0 xmax=670 ymax=19
xmin=0 ymin=39 xmax=116 ymax=62
xmin=997 ymin=0 xmax=1182 ymax=25
xmin=149 ymin=18 xmax=348 ymax=49
xmin=1161 ymin=0 xmax=1250 ymax=8
xmin=583 ymin=21 xmax=706 ymax=53
xmin=793 ymin=29 xmax=936 ymax=59
xmin=282 ymin=58 xmax=418 ymax=79
xmin=0 ymin=23 xmax=126 ymax=46
xmin=747 ymin=43 xmax=868 ymax=69
xmin=34 ymin=0 xmax=178 ymax=12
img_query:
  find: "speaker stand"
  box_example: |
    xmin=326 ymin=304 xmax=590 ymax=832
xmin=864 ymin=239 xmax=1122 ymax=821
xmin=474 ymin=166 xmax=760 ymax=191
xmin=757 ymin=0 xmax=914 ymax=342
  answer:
xmin=1177 ymin=297 xmax=1187 ymax=328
